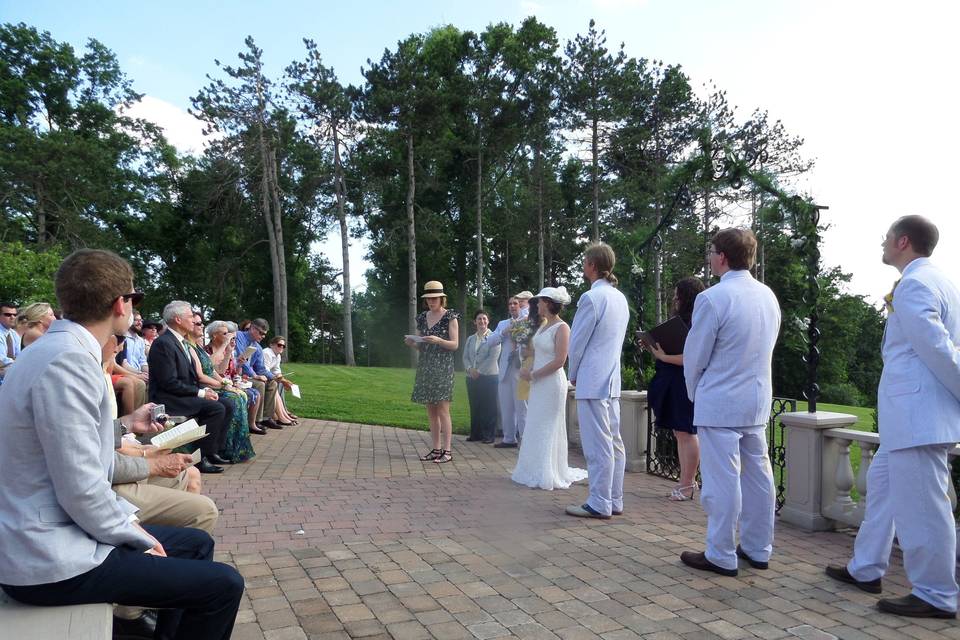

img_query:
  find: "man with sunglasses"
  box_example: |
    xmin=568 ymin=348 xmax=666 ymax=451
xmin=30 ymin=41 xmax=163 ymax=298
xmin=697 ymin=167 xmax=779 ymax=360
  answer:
xmin=0 ymin=249 xmax=244 ymax=640
xmin=235 ymin=318 xmax=280 ymax=430
xmin=0 ymin=301 xmax=19 ymax=380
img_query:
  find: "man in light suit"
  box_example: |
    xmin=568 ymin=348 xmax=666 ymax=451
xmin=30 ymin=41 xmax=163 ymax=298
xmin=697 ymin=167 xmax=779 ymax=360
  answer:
xmin=566 ymin=242 xmax=630 ymax=519
xmin=826 ymin=216 xmax=959 ymax=619
xmin=482 ymin=296 xmax=528 ymax=447
xmin=0 ymin=248 xmax=243 ymax=640
xmin=681 ymin=228 xmax=781 ymax=577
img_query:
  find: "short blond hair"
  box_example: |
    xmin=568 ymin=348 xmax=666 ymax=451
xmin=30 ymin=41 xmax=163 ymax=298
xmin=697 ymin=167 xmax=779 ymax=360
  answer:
xmin=17 ymin=302 xmax=53 ymax=328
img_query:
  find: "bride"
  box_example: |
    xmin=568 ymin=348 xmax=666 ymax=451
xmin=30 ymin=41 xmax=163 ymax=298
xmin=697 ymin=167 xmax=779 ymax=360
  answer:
xmin=511 ymin=287 xmax=588 ymax=490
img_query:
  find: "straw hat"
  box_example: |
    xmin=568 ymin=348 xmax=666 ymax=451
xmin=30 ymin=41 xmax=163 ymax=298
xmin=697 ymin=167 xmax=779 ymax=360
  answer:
xmin=534 ymin=286 xmax=571 ymax=305
xmin=421 ymin=281 xmax=446 ymax=298
xmin=514 ymin=290 xmax=534 ymax=300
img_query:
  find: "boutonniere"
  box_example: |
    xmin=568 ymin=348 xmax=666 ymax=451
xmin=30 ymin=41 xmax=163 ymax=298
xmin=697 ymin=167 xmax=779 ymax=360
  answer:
xmin=884 ymin=279 xmax=900 ymax=315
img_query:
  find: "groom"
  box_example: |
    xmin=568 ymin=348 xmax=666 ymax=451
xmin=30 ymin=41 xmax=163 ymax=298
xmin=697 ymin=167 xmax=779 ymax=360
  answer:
xmin=566 ymin=242 xmax=630 ymax=519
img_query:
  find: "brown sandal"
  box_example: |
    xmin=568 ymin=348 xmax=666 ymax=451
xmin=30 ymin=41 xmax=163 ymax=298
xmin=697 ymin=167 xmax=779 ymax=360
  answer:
xmin=420 ymin=448 xmax=443 ymax=461
xmin=433 ymin=450 xmax=453 ymax=464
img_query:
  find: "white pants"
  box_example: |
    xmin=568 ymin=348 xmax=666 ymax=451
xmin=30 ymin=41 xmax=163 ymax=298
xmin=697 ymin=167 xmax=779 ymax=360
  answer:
xmin=698 ymin=426 xmax=775 ymax=571
xmin=847 ymin=445 xmax=958 ymax=612
xmin=577 ymin=398 xmax=624 ymax=516
xmin=498 ymin=372 xmax=527 ymax=444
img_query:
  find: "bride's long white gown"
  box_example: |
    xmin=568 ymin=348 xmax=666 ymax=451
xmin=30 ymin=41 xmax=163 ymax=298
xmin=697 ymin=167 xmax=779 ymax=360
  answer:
xmin=511 ymin=321 xmax=588 ymax=490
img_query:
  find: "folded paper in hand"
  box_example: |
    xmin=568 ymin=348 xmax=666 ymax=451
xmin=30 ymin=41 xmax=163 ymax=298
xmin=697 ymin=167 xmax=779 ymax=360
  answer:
xmin=404 ymin=334 xmax=426 ymax=343
xmin=190 ymin=449 xmax=202 ymax=465
xmin=290 ymin=383 xmax=301 ymax=399
xmin=241 ymin=345 xmax=257 ymax=360
xmin=638 ymin=316 xmax=689 ymax=356
xmin=150 ymin=419 xmax=207 ymax=450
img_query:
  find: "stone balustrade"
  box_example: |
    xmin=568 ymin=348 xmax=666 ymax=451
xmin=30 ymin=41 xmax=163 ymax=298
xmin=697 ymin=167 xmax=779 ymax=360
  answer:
xmin=565 ymin=388 xmax=648 ymax=472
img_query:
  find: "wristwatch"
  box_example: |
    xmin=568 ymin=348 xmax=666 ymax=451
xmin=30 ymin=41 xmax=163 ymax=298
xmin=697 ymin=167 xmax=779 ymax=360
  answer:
xmin=115 ymin=418 xmax=130 ymax=436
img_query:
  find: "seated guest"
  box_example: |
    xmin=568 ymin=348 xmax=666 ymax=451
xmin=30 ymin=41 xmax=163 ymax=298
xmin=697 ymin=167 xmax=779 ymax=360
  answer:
xmin=186 ymin=313 xmax=256 ymax=461
xmin=148 ymin=300 xmax=234 ymax=473
xmin=263 ymin=335 xmax=298 ymax=425
xmin=141 ymin=318 xmax=162 ymax=352
xmin=103 ymin=335 xmax=146 ymax=416
xmin=235 ymin=317 xmax=280 ymax=430
xmin=207 ymin=320 xmax=264 ymax=435
xmin=15 ymin=302 xmax=56 ymax=350
xmin=0 ymin=248 xmax=243 ymax=640
xmin=121 ymin=311 xmax=150 ymax=378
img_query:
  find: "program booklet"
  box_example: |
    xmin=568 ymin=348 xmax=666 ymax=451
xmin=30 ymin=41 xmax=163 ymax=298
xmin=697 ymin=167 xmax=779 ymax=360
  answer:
xmin=290 ymin=383 xmax=301 ymax=399
xmin=150 ymin=419 xmax=207 ymax=450
xmin=241 ymin=345 xmax=257 ymax=360
xmin=190 ymin=449 xmax=202 ymax=465
xmin=638 ymin=316 xmax=690 ymax=356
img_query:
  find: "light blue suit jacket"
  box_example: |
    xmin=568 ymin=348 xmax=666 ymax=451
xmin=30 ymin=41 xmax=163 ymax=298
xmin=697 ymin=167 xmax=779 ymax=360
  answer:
xmin=568 ymin=279 xmax=630 ymax=399
xmin=481 ymin=316 xmax=521 ymax=382
xmin=463 ymin=332 xmax=500 ymax=376
xmin=0 ymin=320 xmax=155 ymax=586
xmin=879 ymin=258 xmax=960 ymax=450
xmin=683 ymin=270 xmax=781 ymax=427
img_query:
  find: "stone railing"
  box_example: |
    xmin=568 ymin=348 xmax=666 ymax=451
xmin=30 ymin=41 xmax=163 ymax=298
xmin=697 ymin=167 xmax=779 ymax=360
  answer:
xmin=780 ymin=410 xmax=960 ymax=531
xmin=565 ymin=388 xmax=648 ymax=472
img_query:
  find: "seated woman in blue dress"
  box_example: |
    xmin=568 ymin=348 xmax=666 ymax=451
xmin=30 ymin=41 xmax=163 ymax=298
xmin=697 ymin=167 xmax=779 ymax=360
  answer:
xmin=644 ymin=276 xmax=705 ymax=501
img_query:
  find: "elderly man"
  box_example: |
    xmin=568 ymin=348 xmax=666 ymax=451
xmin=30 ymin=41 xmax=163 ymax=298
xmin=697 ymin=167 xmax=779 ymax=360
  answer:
xmin=235 ymin=318 xmax=280 ymax=430
xmin=680 ymin=228 xmax=781 ymax=576
xmin=0 ymin=248 xmax=243 ymax=640
xmin=826 ymin=216 xmax=960 ymax=619
xmin=148 ymin=301 xmax=233 ymax=473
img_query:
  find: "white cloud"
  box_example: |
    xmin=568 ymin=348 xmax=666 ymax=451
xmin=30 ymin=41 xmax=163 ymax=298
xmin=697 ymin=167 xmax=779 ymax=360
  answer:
xmin=123 ymin=95 xmax=211 ymax=155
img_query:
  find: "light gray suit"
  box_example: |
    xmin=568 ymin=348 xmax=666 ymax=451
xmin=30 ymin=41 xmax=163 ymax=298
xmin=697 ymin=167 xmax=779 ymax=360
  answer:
xmin=482 ymin=315 xmax=527 ymax=443
xmin=0 ymin=320 xmax=155 ymax=586
xmin=683 ymin=269 xmax=781 ymax=570
xmin=568 ymin=279 xmax=630 ymax=516
xmin=847 ymin=257 xmax=960 ymax=612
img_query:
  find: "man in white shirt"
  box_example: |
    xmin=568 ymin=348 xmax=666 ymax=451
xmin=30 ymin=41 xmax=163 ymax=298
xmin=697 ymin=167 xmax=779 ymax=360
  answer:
xmin=681 ymin=228 xmax=781 ymax=577
xmin=0 ymin=301 xmax=19 ymax=376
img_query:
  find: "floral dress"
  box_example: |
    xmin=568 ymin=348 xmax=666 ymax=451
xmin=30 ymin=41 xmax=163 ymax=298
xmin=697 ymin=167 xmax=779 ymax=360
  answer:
xmin=411 ymin=309 xmax=460 ymax=404
xmin=192 ymin=344 xmax=255 ymax=462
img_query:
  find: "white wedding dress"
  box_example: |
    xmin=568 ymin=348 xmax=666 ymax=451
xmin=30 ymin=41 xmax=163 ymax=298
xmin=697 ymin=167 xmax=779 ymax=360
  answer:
xmin=511 ymin=321 xmax=588 ymax=490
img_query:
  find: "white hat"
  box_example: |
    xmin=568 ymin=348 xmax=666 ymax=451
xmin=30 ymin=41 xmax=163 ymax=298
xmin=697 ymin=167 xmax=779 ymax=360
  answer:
xmin=514 ymin=290 xmax=534 ymax=300
xmin=534 ymin=286 xmax=571 ymax=305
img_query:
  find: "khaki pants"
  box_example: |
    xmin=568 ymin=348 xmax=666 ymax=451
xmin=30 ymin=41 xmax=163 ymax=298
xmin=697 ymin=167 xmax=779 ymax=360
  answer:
xmin=113 ymin=471 xmax=219 ymax=533
xmin=251 ymin=378 xmax=278 ymax=421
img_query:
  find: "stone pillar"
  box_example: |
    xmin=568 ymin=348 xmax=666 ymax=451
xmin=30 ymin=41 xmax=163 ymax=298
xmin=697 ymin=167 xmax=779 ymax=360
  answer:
xmin=619 ymin=391 xmax=648 ymax=472
xmin=779 ymin=410 xmax=859 ymax=531
xmin=565 ymin=387 xmax=580 ymax=451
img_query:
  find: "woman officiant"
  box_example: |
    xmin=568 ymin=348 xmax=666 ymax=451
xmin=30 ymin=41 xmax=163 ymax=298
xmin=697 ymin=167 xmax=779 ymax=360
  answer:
xmin=463 ymin=309 xmax=500 ymax=444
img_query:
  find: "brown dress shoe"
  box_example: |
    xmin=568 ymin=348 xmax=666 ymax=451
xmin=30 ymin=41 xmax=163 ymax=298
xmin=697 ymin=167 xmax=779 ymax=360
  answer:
xmin=825 ymin=564 xmax=882 ymax=594
xmin=680 ymin=551 xmax=738 ymax=577
xmin=877 ymin=594 xmax=956 ymax=619
xmin=249 ymin=424 xmax=267 ymax=435
xmin=260 ymin=419 xmax=283 ymax=430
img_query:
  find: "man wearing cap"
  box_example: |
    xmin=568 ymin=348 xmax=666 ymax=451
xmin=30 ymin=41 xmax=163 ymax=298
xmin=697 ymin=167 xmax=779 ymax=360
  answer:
xmin=481 ymin=293 xmax=531 ymax=448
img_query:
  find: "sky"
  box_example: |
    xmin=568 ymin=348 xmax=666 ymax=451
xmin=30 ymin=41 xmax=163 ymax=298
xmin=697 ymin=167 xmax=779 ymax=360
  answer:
xmin=6 ymin=0 xmax=959 ymax=303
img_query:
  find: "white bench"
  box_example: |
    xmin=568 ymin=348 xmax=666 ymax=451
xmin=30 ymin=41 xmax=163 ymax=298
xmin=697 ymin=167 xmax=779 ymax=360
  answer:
xmin=0 ymin=589 xmax=111 ymax=639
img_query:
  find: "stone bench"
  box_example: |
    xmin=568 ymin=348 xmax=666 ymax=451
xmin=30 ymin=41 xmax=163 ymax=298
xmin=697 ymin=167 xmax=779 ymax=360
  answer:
xmin=0 ymin=589 xmax=111 ymax=639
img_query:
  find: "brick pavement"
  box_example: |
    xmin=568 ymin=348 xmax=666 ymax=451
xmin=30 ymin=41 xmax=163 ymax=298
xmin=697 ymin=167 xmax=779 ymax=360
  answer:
xmin=203 ymin=421 xmax=958 ymax=640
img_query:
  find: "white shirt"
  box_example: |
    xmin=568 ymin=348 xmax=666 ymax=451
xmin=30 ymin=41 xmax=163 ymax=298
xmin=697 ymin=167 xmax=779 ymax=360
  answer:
xmin=263 ymin=348 xmax=282 ymax=377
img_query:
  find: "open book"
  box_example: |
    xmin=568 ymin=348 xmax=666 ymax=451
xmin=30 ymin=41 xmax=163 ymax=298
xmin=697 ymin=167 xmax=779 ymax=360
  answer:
xmin=150 ymin=419 xmax=207 ymax=451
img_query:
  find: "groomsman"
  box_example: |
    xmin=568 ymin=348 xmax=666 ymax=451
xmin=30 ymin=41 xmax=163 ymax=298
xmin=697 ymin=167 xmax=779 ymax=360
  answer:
xmin=482 ymin=296 xmax=527 ymax=448
xmin=566 ymin=242 xmax=630 ymax=519
xmin=680 ymin=228 xmax=780 ymax=576
xmin=826 ymin=216 xmax=959 ymax=619
xmin=515 ymin=291 xmax=533 ymax=317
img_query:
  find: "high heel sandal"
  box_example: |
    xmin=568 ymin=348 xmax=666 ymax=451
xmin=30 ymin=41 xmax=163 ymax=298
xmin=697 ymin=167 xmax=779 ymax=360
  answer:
xmin=669 ymin=483 xmax=698 ymax=501
xmin=433 ymin=450 xmax=453 ymax=464
xmin=420 ymin=448 xmax=443 ymax=461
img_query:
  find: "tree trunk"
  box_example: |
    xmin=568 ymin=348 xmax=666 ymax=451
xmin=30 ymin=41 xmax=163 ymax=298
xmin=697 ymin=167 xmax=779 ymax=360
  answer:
xmin=266 ymin=143 xmax=289 ymax=358
xmin=406 ymin=132 xmax=418 ymax=368
xmin=591 ymin=116 xmax=600 ymax=242
xmin=702 ymin=187 xmax=712 ymax=284
xmin=332 ymin=123 xmax=356 ymax=365
xmin=535 ymin=143 xmax=545 ymax=290
xmin=475 ymin=145 xmax=484 ymax=309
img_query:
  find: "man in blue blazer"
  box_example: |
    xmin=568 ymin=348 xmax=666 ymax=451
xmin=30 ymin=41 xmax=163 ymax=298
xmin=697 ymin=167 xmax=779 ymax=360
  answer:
xmin=481 ymin=296 xmax=528 ymax=447
xmin=681 ymin=228 xmax=781 ymax=577
xmin=0 ymin=249 xmax=243 ymax=639
xmin=827 ymin=216 xmax=959 ymax=619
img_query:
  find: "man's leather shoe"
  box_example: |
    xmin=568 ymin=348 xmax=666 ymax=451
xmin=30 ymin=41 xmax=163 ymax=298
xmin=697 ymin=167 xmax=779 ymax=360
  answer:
xmin=209 ymin=453 xmax=233 ymax=465
xmin=465 ymin=437 xmax=478 ymax=442
xmin=249 ymin=424 xmax=267 ymax=435
xmin=877 ymin=594 xmax=956 ymax=619
xmin=494 ymin=442 xmax=517 ymax=448
xmin=825 ymin=564 xmax=882 ymax=594
xmin=680 ymin=551 xmax=738 ymax=577
xmin=260 ymin=419 xmax=283 ymax=430
xmin=112 ymin=611 xmax=157 ymax=640
xmin=198 ymin=459 xmax=224 ymax=474
xmin=482 ymin=438 xmax=495 ymax=444
xmin=565 ymin=503 xmax=611 ymax=519
xmin=736 ymin=545 xmax=768 ymax=570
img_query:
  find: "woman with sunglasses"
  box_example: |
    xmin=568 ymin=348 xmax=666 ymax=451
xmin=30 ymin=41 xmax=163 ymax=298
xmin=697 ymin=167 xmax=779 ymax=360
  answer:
xmin=263 ymin=336 xmax=298 ymax=425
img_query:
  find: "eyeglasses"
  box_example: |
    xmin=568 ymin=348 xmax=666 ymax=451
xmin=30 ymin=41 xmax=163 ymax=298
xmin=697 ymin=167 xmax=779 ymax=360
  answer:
xmin=118 ymin=292 xmax=145 ymax=306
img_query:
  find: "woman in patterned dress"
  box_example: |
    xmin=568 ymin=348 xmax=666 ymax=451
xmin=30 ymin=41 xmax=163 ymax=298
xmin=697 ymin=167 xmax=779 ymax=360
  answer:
xmin=405 ymin=281 xmax=460 ymax=464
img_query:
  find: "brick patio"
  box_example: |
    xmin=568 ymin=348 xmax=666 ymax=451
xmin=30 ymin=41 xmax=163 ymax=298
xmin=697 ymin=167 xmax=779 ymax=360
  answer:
xmin=203 ymin=420 xmax=958 ymax=640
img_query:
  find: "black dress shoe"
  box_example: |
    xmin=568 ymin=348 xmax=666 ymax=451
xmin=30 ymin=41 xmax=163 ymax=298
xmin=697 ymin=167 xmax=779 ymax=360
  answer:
xmin=465 ymin=437 xmax=478 ymax=442
xmin=260 ymin=419 xmax=283 ymax=430
xmin=113 ymin=612 xmax=157 ymax=640
xmin=209 ymin=453 xmax=233 ymax=465
xmin=197 ymin=459 xmax=224 ymax=474
xmin=825 ymin=564 xmax=882 ymax=594
xmin=494 ymin=442 xmax=517 ymax=448
xmin=736 ymin=545 xmax=768 ymax=570
xmin=680 ymin=551 xmax=738 ymax=577
xmin=249 ymin=424 xmax=267 ymax=435
xmin=877 ymin=594 xmax=956 ymax=619
xmin=482 ymin=438 xmax=495 ymax=444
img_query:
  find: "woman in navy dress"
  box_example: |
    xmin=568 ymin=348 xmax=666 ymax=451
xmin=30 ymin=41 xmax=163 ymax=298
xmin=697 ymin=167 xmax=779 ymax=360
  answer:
xmin=644 ymin=276 xmax=705 ymax=501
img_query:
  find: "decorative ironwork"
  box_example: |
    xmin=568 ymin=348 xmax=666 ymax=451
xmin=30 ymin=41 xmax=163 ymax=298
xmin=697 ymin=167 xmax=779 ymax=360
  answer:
xmin=645 ymin=404 xmax=680 ymax=480
xmin=768 ymin=397 xmax=797 ymax=511
xmin=798 ymin=204 xmax=828 ymax=413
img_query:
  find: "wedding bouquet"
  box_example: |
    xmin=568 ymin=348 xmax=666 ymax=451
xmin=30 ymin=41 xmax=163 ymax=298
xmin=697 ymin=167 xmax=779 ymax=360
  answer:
xmin=508 ymin=318 xmax=534 ymax=369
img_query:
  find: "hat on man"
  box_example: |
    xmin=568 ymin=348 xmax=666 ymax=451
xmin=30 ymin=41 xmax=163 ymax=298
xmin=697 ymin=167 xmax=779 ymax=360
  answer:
xmin=514 ymin=290 xmax=534 ymax=300
xmin=421 ymin=281 xmax=446 ymax=298
xmin=534 ymin=286 xmax=571 ymax=305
